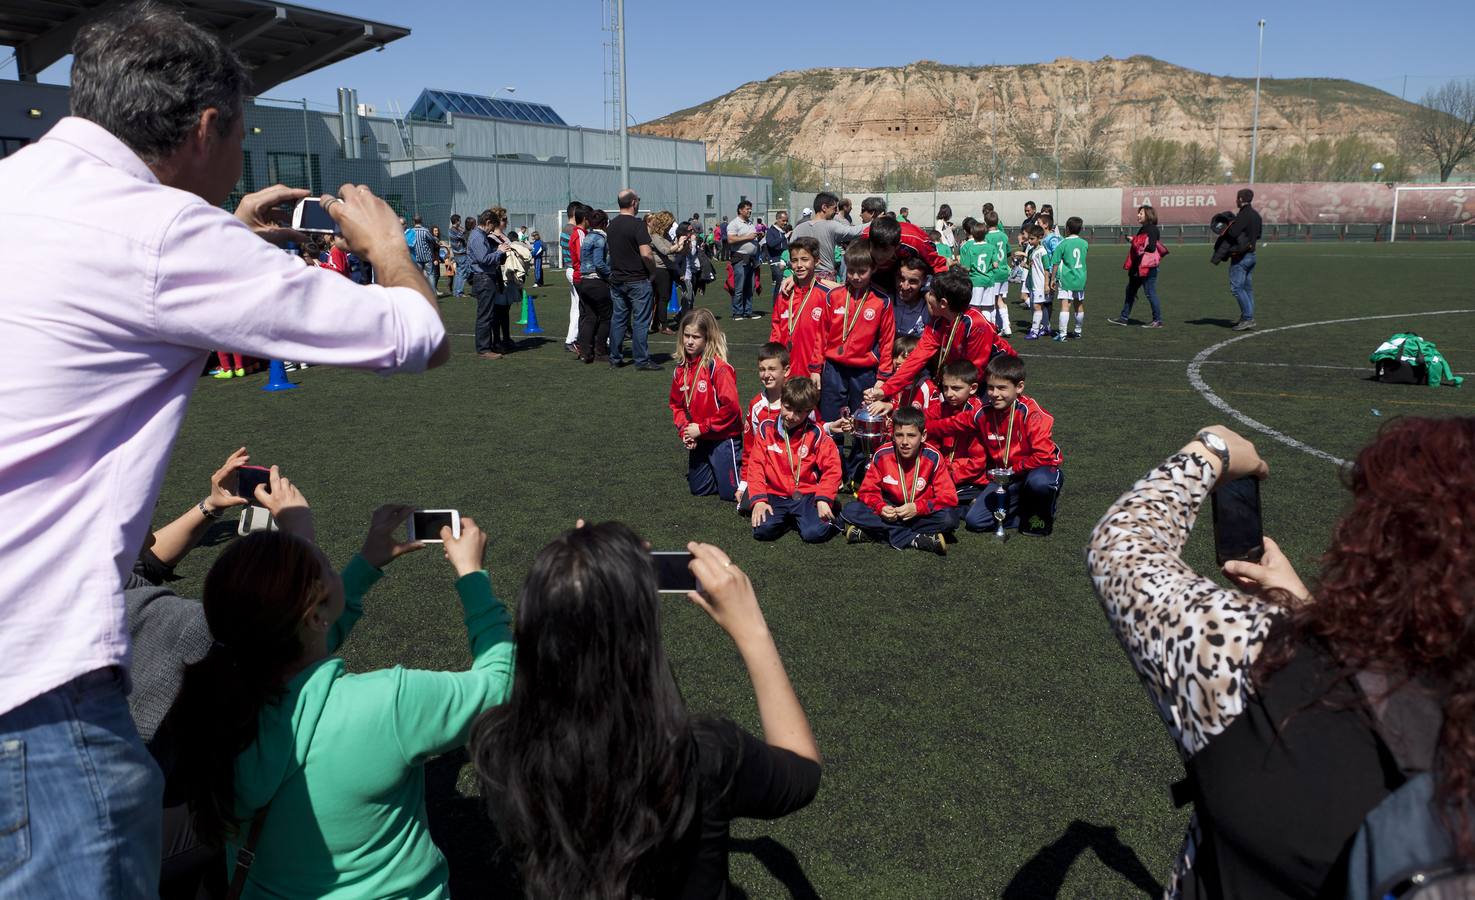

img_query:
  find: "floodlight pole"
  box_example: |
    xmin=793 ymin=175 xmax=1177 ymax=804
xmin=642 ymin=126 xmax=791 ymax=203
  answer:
xmin=1249 ymin=19 xmax=1265 ymax=186
xmin=617 ymin=0 xmax=630 ymax=190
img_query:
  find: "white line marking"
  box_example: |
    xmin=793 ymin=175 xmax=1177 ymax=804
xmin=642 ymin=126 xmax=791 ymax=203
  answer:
xmin=1186 ymin=309 xmax=1475 ymax=467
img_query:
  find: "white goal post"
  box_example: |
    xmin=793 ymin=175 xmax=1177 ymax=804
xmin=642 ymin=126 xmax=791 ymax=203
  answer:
xmin=1389 ymin=184 xmax=1473 ymax=242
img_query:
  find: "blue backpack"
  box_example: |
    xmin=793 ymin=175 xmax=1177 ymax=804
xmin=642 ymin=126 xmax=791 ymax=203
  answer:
xmin=1344 ymin=672 xmax=1475 ymax=899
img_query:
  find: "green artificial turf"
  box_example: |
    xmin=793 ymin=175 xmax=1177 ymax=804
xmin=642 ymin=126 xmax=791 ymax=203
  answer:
xmin=153 ymin=241 xmax=1475 ymax=898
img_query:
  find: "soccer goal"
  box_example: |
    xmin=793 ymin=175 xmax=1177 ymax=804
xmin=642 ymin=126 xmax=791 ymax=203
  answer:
xmin=1389 ymin=184 xmax=1475 ymax=242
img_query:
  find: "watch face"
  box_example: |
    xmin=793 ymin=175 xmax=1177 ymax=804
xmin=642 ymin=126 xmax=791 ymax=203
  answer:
xmin=1201 ymin=432 xmax=1228 ymax=452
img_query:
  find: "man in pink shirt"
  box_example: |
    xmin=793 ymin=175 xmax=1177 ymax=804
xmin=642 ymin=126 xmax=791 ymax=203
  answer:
xmin=0 ymin=5 xmax=448 ymax=895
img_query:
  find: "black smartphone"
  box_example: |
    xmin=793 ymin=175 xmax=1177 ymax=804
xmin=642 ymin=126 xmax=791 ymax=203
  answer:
xmin=409 ymin=510 xmax=460 ymax=544
xmin=651 ymin=551 xmax=699 ymax=594
xmin=1212 ymin=478 xmax=1264 ymax=566
xmin=234 ymin=465 xmax=271 ymax=502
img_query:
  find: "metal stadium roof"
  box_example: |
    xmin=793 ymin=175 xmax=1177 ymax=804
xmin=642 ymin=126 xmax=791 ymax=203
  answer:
xmin=0 ymin=0 xmax=410 ymax=93
xmin=408 ymin=89 xmax=567 ymax=127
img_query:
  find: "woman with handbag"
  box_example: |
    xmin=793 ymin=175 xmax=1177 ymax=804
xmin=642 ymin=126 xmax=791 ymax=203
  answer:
xmin=1110 ymin=204 xmax=1166 ymax=328
xmin=169 ymin=472 xmax=513 ymax=900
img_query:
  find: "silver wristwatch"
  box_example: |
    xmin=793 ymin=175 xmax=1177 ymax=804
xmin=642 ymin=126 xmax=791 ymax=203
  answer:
xmin=1194 ymin=431 xmax=1230 ymax=469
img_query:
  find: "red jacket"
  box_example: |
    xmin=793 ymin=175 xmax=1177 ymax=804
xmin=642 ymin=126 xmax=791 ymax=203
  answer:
xmin=880 ymin=308 xmax=1013 ymax=399
xmin=569 ymin=226 xmax=585 ymax=284
xmin=858 ymin=443 xmax=958 ymax=515
xmin=748 ymin=418 xmax=843 ymax=507
xmin=769 ymin=280 xmax=830 ymax=378
xmin=740 ymin=391 xmax=781 ymax=489
xmin=925 ymin=396 xmax=989 ymax=485
xmin=668 ymin=357 xmax=742 ymax=441
xmin=863 ymin=220 xmax=949 ymax=274
xmin=930 ymin=394 xmax=1061 ymax=474
xmin=823 ymin=286 xmax=895 ymax=374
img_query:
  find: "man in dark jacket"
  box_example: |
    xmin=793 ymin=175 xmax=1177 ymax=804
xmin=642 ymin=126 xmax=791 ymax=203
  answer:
xmin=1215 ymin=188 xmax=1263 ymax=331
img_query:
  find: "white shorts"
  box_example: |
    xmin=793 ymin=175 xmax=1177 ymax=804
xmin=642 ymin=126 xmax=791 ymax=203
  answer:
xmin=1059 ymin=289 xmax=1086 ymax=304
xmin=1029 ymin=290 xmax=1050 ymax=307
xmin=987 ymin=283 xmax=1007 ymax=304
xmin=970 ymin=285 xmax=989 ymax=307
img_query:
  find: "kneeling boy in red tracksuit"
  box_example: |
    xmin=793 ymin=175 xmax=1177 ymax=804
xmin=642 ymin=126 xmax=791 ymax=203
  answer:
xmin=928 ymin=353 xmax=1063 ymax=536
xmin=841 ymin=406 xmax=961 ymax=555
xmin=748 ymin=378 xmax=843 ymax=543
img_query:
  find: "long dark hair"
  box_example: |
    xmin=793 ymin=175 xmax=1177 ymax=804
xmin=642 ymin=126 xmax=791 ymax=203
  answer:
xmin=172 ymin=531 xmax=329 ymax=848
xmin=470 ymin=522 xmax=699 ymax=899
xmin=1257 ymin=417 xmax=1475 ymax=854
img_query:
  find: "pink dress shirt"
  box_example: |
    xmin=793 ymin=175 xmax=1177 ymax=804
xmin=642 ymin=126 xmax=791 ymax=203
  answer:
xmin=0 ymin=118 xmax=447 ymax=715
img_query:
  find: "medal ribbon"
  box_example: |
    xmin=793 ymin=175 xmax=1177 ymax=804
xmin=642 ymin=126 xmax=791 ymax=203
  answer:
xmin=936 ymin=316 xmax=962 ymax=373
xmin=841 ymin=292 xmax=865 ymax=343
xmin=782 ymin=427 xmax=804 ymax=489
xmin=788 ymin=284 xmax=819 ymax=338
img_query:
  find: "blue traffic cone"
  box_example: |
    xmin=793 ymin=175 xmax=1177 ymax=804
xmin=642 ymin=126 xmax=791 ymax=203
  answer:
xmin=523 ymin=295 xmax=544 ymax=334
xmin=261 ymin=360 xmax=298 ymax=392
xmin=517 ymin=292 xmax=528 ymax=325
xmin=667 ymin=282 xmax=680 ymax=315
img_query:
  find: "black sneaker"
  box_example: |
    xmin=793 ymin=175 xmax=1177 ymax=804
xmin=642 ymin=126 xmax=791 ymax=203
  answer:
xmin=635 ymin=362 xmax=664 ymax=372
xmin=1231 ymin=318 xmax=1257 ymax=332
xmin=1107 ymin=317 xmax=1130 ymax=327
xmin=845 ymin=525 xmax=871 ymax=545
xmin=911 ymin=533 xmax=946 ymax=555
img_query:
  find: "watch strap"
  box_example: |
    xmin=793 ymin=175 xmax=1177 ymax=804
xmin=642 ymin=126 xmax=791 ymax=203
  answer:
xmin=1193 ymin=432 xmax=1230 ymax=469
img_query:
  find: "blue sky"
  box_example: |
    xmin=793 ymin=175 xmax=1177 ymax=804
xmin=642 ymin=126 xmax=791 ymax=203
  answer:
xmin=5 ymin=1 xmax=1473 ymax=126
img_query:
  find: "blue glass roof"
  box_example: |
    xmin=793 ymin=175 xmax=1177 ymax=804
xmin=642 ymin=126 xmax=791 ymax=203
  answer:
xmin=407 ymin=89 xmax=567 ymax=127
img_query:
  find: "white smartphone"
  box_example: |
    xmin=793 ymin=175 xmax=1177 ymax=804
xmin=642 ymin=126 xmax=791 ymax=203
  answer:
xmin=237 ymin=505 xmax=278 ymax=536
xmin=292 ymin=197 xmax=338 ymax=234
xmin=409 ymin=509 xmax=461 ymax=544
xmin=651 ymin=551 xmax=699 ymax=594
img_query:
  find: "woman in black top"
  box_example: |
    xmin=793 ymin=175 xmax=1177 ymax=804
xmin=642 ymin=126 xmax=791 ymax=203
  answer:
xmin=471 ymin=524 xmax=821 ymax=899
xmin=1089 ymin=418 xmax=1475 ymax=899
xmin=1112 ymin=204 xmax=1164 ymax=328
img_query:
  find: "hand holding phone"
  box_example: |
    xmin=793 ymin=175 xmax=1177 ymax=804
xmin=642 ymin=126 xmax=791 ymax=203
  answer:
xmin=408 ymin=510 xmax=461 ymax=544
xmin=292 ymin=197 xmax=340 ymax=234
xmin=1212 ymin=478 xmax=1264 ymax=566
xmin=442 ymin=516 xmax=486 ymax=578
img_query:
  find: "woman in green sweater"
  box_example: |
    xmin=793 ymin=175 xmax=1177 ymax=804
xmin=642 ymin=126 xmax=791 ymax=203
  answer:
xmin=171 ymin=472 xmax=513 ymax=899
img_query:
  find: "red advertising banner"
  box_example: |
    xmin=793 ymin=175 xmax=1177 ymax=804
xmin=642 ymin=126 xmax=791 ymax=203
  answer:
xmin=1122 ymin=183 xmax=1475 ymax=226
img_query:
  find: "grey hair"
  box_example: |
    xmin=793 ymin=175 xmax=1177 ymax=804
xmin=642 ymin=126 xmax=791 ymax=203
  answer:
xmin=860 ymin=196 xmax=887 ymax=216
xmin=70 ymin=2 xmax=249 ymax=164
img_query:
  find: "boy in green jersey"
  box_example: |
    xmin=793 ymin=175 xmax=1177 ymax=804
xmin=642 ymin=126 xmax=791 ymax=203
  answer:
xmin=1047 ymin=216 xmax=1089 ymax=341
xmin=957 ymin=223 xmax=990 ymax=308
xmin=981 ymin=210 xmax=1013 ymax=336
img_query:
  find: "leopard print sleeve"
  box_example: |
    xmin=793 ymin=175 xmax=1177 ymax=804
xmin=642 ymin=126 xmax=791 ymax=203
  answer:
xmin=1086 ymin=451 xmax=1280 ymax=757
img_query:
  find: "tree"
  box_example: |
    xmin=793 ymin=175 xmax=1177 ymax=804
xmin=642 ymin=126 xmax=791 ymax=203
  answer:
xmin=1413 ymin=79 xmax=1475 ymax=182
xmin=1127 ymin=137 xmax=1182 ymax=185
xmin=1177 ymin=142 xmax=1219 ymax=184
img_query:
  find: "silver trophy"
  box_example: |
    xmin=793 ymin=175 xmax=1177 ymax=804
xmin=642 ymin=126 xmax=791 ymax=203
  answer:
xmin=988 ymin=467 xmax=1014 ymax=540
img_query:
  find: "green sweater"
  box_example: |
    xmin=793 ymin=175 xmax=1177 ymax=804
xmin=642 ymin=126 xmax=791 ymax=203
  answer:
xmin=227 ymin=555 xmax=514 ymax=899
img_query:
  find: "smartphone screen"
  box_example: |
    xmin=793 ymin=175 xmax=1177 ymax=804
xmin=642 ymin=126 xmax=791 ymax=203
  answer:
xmin=1212 ymin=478 xmax=1265 ymax=566
xmin=411 ymin=510 xmax=457 ymax=543
xmin=235 ymin=465 xmax=271 ymax=502
xmin=295 ymin=197 xmax=338 ymax=234
xmin=651 ymin=551 xmax=699 ymax=594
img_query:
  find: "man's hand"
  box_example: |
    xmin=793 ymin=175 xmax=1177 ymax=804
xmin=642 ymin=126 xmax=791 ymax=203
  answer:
xmin=358 ymin=504 xmax=424 ymax=570
xmin=234 ymin=184 xmax=311 ymax=246
xmin=750 ymin=502 xmax=772 ymax=528
xmin=810 ymin=373 xmax=821 ymax=389
xmin=816 ymin=500 xmax=833 ymax=522
xmin=204 ymin=447 xmax=253 ymax=515
xmin=683 ymin=423 xmax=701 ymax=442
xmin=1222 ymin=536 xmax=1310 ymax=603
xmin=862 ymin=386 xmax=886 ymax=403
xmin=323 ymin=184 xmax=414 ymax=267
xmin=254 ymin=465 xmax=314 ymax=542
xmin=442 ymin=516 xmax=488 ymax=578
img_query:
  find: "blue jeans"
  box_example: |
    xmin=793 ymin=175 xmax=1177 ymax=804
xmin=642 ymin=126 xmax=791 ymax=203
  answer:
xmin=820 ymin=361 xmax=878 ymax=483
xmin=963 ymin=467 xmax=1064 ymax=536
xmin=1228 ymin=252 xmax=1256 ymax=320
xmin=609 ymin=278 xmax=654 ymax=366
xmin=0 ymin=669 xmax=163 ymax=897
xmin=421 ymin=259 xmax=437 ymax=293
xmin=731 ymin=255 xmax=757 ymax=318
xmin=688 ymin=437 xmax=742 ymax=501
xmin=451 ymin=255 xmax=469 ymax=296
xmin=753 ymin=494 xmax=838 ymax=543
xmin=1121 ymin=269 xmax=1161 ymax=322
xmin=841 ymin=501 xmax=961 ymax=549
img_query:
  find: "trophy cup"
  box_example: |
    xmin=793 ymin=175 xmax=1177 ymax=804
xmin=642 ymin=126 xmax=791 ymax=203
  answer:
xmin=988 ymin=467 xmax=1013 ymax=540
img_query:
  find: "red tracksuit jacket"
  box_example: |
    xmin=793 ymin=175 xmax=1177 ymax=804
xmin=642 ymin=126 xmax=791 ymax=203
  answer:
xmin=925 ymin=396 xmax=990 ymax=485
xmin=569 ymin=226 xmax=585 ymax=285
xmin=668 ymin=357 xmax=742 ymax=441
xmin=881 ymin=308 xmax=1014 ymax=399
xmin=823 ymin=286 xmax=895 ymax=374
xmin=862 ymin=220 xmax=950 ymax=274
xmin=931 ymin=394 xmax=1062 ymax=474
xmin=769 ymin=280 xmax=830 ymax=378
xmin=740 ymin=391 xmax=781 ymax=489
xmin=748 ymin=418 xmax=842 ymax=507
xmin=858 ymin=443 xmax=958 ymax=515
